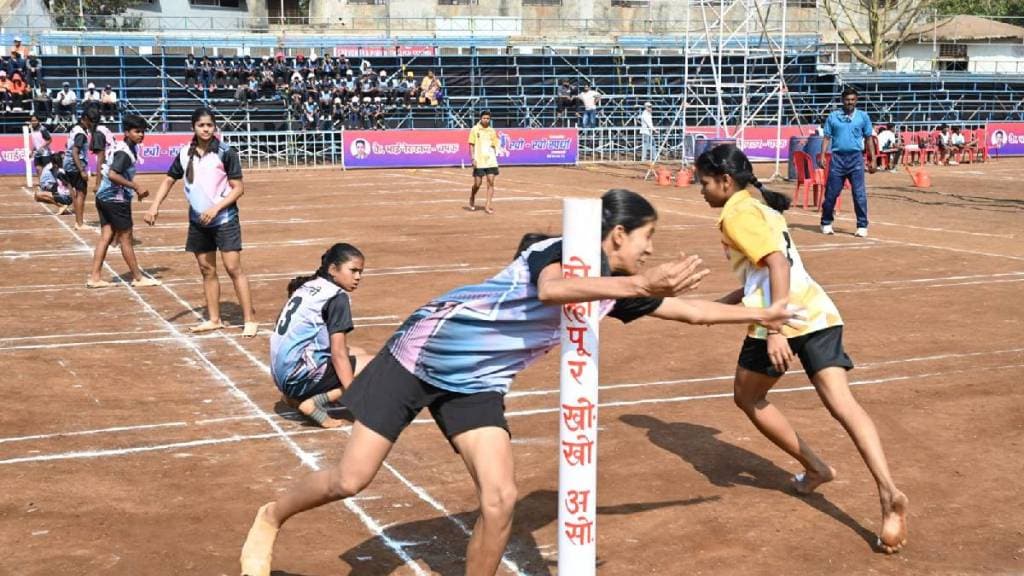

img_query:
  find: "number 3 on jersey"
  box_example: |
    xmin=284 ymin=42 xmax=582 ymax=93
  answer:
xmin=276 ymin=296 xmax=303 ymax=335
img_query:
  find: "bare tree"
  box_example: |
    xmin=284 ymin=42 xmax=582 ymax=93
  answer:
xmin=822 ymin=0 xmax=937 ymax=70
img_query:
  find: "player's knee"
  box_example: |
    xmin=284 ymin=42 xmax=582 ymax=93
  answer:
xmin=478 ymin=481 xmax=517 ymax=521
xmin=329 ymin=469 xmax=372 ymax=499
xmin=732 ymin=387 xmax=758 ymax=413
xmin=224 ymin=263 xmax=244 ymax=279
xmin=197 ymin=262 xmax=217 ymax=278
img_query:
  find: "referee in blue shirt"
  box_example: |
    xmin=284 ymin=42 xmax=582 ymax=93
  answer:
xmin=821 ymin=87 xmax=876 ymax=238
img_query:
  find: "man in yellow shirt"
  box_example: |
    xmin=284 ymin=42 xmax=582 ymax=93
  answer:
xmin=467 ymin=110 xmax=502 ymax=214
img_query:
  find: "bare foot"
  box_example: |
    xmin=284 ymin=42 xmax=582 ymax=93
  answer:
xmin=240 ymin=502 xmax=279 ymax=576
xmin=484 ymin=206 xmax=495 ymax=215
xmin=878 ymin=491 xmax=909 ymax=554
xmin=463 ymin=205 xmax=478 ymax=212
xmin=791 ymin=464 xmax=836 ymax=495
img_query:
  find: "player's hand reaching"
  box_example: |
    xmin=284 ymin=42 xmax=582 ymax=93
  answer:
xmin=136 ymin=188 xmax=150 ymax=201
xmin=639 ymin=252 xmax=709 ymax=298
xmin=760 ymin=300 xmax=807 ymax=333
xmin=143 ymin=209 xmax=158 ymax=226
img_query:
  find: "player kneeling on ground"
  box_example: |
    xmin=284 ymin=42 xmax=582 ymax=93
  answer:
xmin=34 ymin=152 xmax=73 ymax=215
xmin=270 ymin=243 xmax=374 ymax=428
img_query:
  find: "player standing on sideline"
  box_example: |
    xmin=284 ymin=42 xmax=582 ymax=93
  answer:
xmin=144 ymin=107 xmax=258 ymax=337
xmin=467 ymin=110 xmax=502 ymax=214
xmin=86 ymin=115 xmax=162 ymax=289
xmin=62 ymin=106 xmax=95 ymax=229
xmin=240 ymin=189 xmax=802 ymax=576
xmin=695 ymin=144 xmax=908 ymax=553
xmin=271 ymin=243 xmax=374 ymax=428
xmin=27 ymin=113 xmax=52 ymax=173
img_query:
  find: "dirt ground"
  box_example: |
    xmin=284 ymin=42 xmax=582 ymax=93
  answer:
xmin=1 ymin=157 xmax=1022 ymax=575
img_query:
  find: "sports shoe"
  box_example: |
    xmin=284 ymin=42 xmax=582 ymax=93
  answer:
xmin=854 ymin=227 xmax=868 ymax=238
xmin=821 ymin=224 xmax=834 ymax=235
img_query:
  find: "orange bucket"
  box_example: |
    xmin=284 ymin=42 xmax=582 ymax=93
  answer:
xmin=906 ymin=166 xmax=931 ymax=188
xmin=675 ymin=169 xmax=693 ymax=187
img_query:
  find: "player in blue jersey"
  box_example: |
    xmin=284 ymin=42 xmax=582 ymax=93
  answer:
xmin=241 ymin=189 xmax=803 ymax=576
xmin=270 ymin=243 xmax=373 ymax=428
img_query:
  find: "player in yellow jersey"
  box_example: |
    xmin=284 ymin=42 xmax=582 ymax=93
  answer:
xmin=695 ymin=144 xmax=908 ymax=554
xmin=467 ymin=110 xmax=502 ymax=214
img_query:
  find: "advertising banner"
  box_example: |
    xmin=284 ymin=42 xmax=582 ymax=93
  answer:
xmin=343 ymin=128 xmax=578 ymax=169
xmin=2 ymin=132 xmax=193 ymax=176
xmin=982 ymin=123 xmax=1023 ymax=156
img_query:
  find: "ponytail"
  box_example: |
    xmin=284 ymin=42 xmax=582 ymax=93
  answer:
xmin=750 ymin=175 xmax=792 ymax=213
xmin=287 ymin=242 xmax=365 ymax=296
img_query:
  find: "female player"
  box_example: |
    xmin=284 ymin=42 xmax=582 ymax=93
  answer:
xmin=240 ymin=189 xmax=801 ymax=576
xmin=694 ymin=144 xmax=908 ymax=553
xmin=270 ymin=243 xmax=373 ymax=428
xmin=34 ymin=152 xmax=72 ymax=215
xmin=144 ymin=107 xmax=258 ymax=337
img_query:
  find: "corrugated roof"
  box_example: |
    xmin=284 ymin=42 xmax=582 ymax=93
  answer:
xmin=903 ymin=14 xmax=1024 ymax=42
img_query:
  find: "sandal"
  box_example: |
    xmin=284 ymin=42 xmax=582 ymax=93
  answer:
xmin=242 ymin=322 xmax=259 ymax=338
xmin=86 ymin=279 xmax=113 ymax=289
xmin=131 ymin=277 xmax=162 ymax=288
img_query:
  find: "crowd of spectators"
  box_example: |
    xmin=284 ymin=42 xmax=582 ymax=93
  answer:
xmin=182 ymin=53 xmax=444 ymax=130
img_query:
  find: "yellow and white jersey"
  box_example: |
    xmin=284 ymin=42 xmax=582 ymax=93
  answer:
xmin=718 ymin=190 xmax=843 ymax=339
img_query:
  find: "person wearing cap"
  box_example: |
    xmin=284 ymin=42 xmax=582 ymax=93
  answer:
xmin=640 ymin=102 xmax=657 ymax=162
xmin=83 ymin=82 xmax=101 ymax=103
xmin=54 ymin=82 xmax=77 ymax=123
xmin=100 ymin=85 xmax=118 ymax=122
xmin=12 ymin=36 xmax=28 ymax=59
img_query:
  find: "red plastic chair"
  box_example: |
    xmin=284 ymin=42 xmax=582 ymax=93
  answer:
xmin=959 ymin=131 xmax=975 ymax=164
xmin=866 ymin=134 xmax=889 ymax=170
xmin=975 ymin=128 xmax=990 ymax=162
xmin=817 ymin=152 xmax=843 ymax=214
xmin=918 ymin=131 xmax=938 ymax=164
xmin=792 ymin=151 xmax=821 ymax=209
xmin=900 ymin=131 xmax=920 ymax=165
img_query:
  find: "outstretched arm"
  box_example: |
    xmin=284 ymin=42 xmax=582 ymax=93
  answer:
xmin=648 ymin=296 xmax=795 ymax=332
xmin=537 ymin=252 xmax=708 ymax=305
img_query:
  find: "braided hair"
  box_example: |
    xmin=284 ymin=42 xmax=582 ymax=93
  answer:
xmin=287 ymin=243 xmax=365 ymax=296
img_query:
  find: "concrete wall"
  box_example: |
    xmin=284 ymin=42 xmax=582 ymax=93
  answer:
xmin=896 ymin=41 xmax=1024 ymax=74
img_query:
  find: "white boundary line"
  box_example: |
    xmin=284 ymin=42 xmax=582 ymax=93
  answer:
xmin=7 ymin=362 xmax=1021 ymax=466
xmin=18 ymin=187 xmax=431 ymax=576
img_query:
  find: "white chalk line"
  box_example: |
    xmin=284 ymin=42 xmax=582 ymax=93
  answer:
xmin=0 ymin=217 xmax=334 ymax=235
xmin=503 ymin=346 xmax=1024 ymax=399
xmin=0 ymin=262 xmax=479 ymax=295
xmin=6 ymin=361 xmax=1021 ymax=467
xmin=5 ymin=269 xmax=1020 ymax=352
xmin=17 ymin=188 xmax=430 ymax=575
xmin=5 ymin=347 xmax=1021 ymax=451
xmin=0 ymin=315 xmax=400 ymax=343
xmin=2 ymin=237 xmax=337 ymax=259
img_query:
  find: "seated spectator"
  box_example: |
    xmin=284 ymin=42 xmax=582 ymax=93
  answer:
xmin=9 ymin=72 xmax=27 ymax=110
xmin=11 ymin=36 xmax=28 ymax=59
xmin=359 ymin=70 xmax=377 ymax=98
xmin=419 ymin=70 xmax=440 ymax=106
xmin=359 ymin=96 xmax=373 ymax=129
xmin=83 ymin=82 xmax=101 ymax=104
xmin=32 ymin=80 xmax=51 ymax=119
xmin=370 ymin=97 xmax=387 ymax=130
xmin=54 ymin=82 xmax=77 ymax=121
xmin=347 ymin=95 xmax=361 ymax=129
xmin=876 ymin=124 xmax=901 ymax=170
xmin=9 ymin=50 xmax=25 ymax=78
xmin=260 ymin=67 xmax=276 ymax=99
xmin=302 ymin=93 xmax=319 ymax=130
xmin=25 ymin=53 xmax=41 ymax=88
xmin=0 ymin=72 xmax=11 ymax=111
xmin=199 ymin=56 xmax=213 ymax=90
xmin=331 ymin=96 xmax=345 ymax=129
xmin=100 ymin=85 xmax=117 ymax=122
xmin=937 ymin=124 xmax=957 ymax=165
xmin=319 ymin=84 xmax=333 ymax=110
xmin=214 ymin=57 xmax=228 ymax=90
xmin=399 ymin=71 xmax=417 ymax=105
xmin=184 ymin=53 xmax=199 ymax=89
xmin=949 ymin=126 xmax=966 ymax=165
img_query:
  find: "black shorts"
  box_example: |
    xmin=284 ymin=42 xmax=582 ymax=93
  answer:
xmin=341 ymin=348 xmax=509 ymax=449
xmin=738 ymin=325 xmax=854 ymax=379
xmin=473 ymin=166 xmax=499 ymax=178
xmin=95 ymin=199 xmax=133 ymax=231
xmin=185 ymin=217 xmax=242 ymax=253
xmin=281 ymin=355 xmax=357 ymax=401
xmin=62 ymin=170 xmax=88 ymax=192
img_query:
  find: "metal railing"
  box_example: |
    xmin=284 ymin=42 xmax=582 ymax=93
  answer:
xmin=221 ymin=129 xmax=346 ymax=170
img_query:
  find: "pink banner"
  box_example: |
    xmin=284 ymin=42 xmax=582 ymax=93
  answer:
xmin=982 ymin=123 xmax=1023 ymax=156
xmin=687 ymin=125 xmax=819 ymax=162
xmin=333 ymin=45 xmax=436 ymax=58
xmin=1 ymin=132 xmax=193 ymax=177
xmin=343 ymin=128 xmax=578 ymax=169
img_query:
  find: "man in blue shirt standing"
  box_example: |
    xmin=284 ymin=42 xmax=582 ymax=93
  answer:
xmin=821 ymin=87 xmax=876 ymax=238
